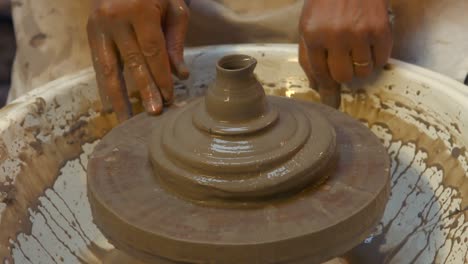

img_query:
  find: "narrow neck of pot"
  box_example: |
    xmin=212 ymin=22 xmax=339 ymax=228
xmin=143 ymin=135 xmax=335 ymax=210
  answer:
xmin=215 ymin=55 xmax=257 ymax=81
xmin=205 ymin=55 xmax=269 ymax=123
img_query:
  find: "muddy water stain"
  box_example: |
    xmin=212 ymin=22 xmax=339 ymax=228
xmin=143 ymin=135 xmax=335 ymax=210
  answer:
xmin=290 ymin=90 xmax=320 ymax=102
xmin=5 ymin=88 xmax=467 ymax=263
xmin=283 ymin=90 xmax=467 ymax=263
xmin=0 ymin=111 xmax=117 ymax=261
xmin=341 ymin=91 xmax=467 ymax=263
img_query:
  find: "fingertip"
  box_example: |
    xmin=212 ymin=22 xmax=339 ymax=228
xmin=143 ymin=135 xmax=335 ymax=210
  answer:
xmin=320 ymin=91 xmax=341 ymax=109
xmin=159 ymin=86 xmax=174 ymax=105
xmin=143 ymin=100 xmax=164 ymax=115
xmin=176 ymin=63 xmax=190 ymax=80
xmin=116 ymin=110 xmax=132 ymax=123
xmin=163 ymin=96 xmax=175 ymax=107
xmin=309 ymin=79 xmax=319 ymax=92
xmin=319 ymin=83 xmax=341 ymax=109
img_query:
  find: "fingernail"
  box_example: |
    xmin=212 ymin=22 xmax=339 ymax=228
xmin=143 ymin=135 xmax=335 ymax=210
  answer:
xmin=161 ymin=88 xmax=174 ymax=105
xmin=143 ymin=100 xmax=163 ymax=115
xmin=164 ymin=96 xmax=174 ymax=106
xmin=177 ymin=63 xmax=190 ymax=80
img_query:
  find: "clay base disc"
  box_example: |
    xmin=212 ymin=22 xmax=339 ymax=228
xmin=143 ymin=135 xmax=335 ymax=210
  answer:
xmin=87 ymin=100 xmax=390 ymax=264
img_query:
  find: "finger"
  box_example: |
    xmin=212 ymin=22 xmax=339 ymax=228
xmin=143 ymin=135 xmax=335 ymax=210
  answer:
xmin=327 ymin=47 xmax=354 ymax=83
xmin=165 ymin=0 xmax=190 ymax=79
xmin=112 ymin=24 xmax=163 ymax=114
xmin=318 ymin=81 xmax=341 ymax=109
xmin=305 ymin=44 xmax=333 ymax=85
xmin=298 ymin=38 xmax=318 ymax=90
xmin=305 ymin=43 xmax=341 ymax=108
xmin=372 ymin=26 xmax=393 ymax=67
xmin=132 ymin=12 xmax=174 ymax=105
xmin=87 ymin=18 xmax=131 ymax=121
xmin=351 ymin=41 xmax=373 ymax=78
xmin=87 ymin=20 xmax=113 ymax=112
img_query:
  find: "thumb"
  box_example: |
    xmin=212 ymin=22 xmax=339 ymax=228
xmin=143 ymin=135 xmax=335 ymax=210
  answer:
xmin=165 ymin=0 xmax=190 ymax=80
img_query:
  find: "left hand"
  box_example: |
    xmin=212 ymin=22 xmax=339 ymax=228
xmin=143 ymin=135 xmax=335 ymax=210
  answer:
xmin=87 ymin=0 xmax=190 ymax=122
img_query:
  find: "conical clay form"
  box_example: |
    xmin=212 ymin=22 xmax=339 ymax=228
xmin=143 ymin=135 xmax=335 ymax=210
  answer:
xmin=149 ymin=55 xmax=337 ymax=205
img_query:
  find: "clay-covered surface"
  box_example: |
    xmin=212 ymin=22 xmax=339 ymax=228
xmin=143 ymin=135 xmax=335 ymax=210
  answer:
xmin=87 ymin=98 xmax=390 ymax=263
xmin=150 ymin=97 xmax=336 ymax=203
xmin=0 ymin=44 xmax=467 ymax=263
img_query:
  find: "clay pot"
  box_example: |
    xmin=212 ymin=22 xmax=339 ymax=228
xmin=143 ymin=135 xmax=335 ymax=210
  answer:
xmin=148 ymin=54 xmax=338 ymax=205
xmin=86 ymin=54 xmax=390 ymax=263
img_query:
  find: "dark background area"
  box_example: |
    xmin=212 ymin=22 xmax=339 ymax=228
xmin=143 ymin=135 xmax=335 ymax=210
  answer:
xmin=0 ymin=0 xmax=15 ymax=108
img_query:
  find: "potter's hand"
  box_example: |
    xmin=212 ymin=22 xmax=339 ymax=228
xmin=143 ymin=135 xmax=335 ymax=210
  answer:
xmin=299 ymin=0 xmax=393 ymax=107
xmin=87 ymin=0 xmax=190 ymax=122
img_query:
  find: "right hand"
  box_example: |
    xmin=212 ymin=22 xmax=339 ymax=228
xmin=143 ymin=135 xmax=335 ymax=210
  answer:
xmin=87 ymin=0 xmax=190 ymax=122
xmin=298 ymin=0 xmax=393 ymax=108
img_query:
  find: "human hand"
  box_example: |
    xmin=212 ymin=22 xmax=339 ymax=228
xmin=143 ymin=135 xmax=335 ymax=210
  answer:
xmin=299 ymin=0 xmax=393 ymax=107
xmin=87 ymin=0 xmax=190 ymax=121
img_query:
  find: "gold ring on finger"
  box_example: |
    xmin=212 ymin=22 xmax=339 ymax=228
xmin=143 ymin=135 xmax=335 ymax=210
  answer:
xmin=353 ymin=61 xmax=371 ymax=67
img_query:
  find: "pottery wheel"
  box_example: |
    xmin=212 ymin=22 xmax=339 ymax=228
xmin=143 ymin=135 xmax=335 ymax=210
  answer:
xmin=87 ymin=55 xmax=390 ymax=263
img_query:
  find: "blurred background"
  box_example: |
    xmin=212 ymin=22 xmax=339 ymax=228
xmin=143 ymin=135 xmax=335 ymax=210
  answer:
xmin=0 ymin=0 xmax=15 ymax=107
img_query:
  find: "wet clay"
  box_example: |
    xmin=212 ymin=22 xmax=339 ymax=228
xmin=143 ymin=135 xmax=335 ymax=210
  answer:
xmin=293 ymin=88 xmax=468 ymax=263
xmin=2 ymin=44 xmax=467 ymax=264
xmin=149 ymin=55 xmax=336 ymax=204
xmin=87 ymin=55 xmax=391 ymax=263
